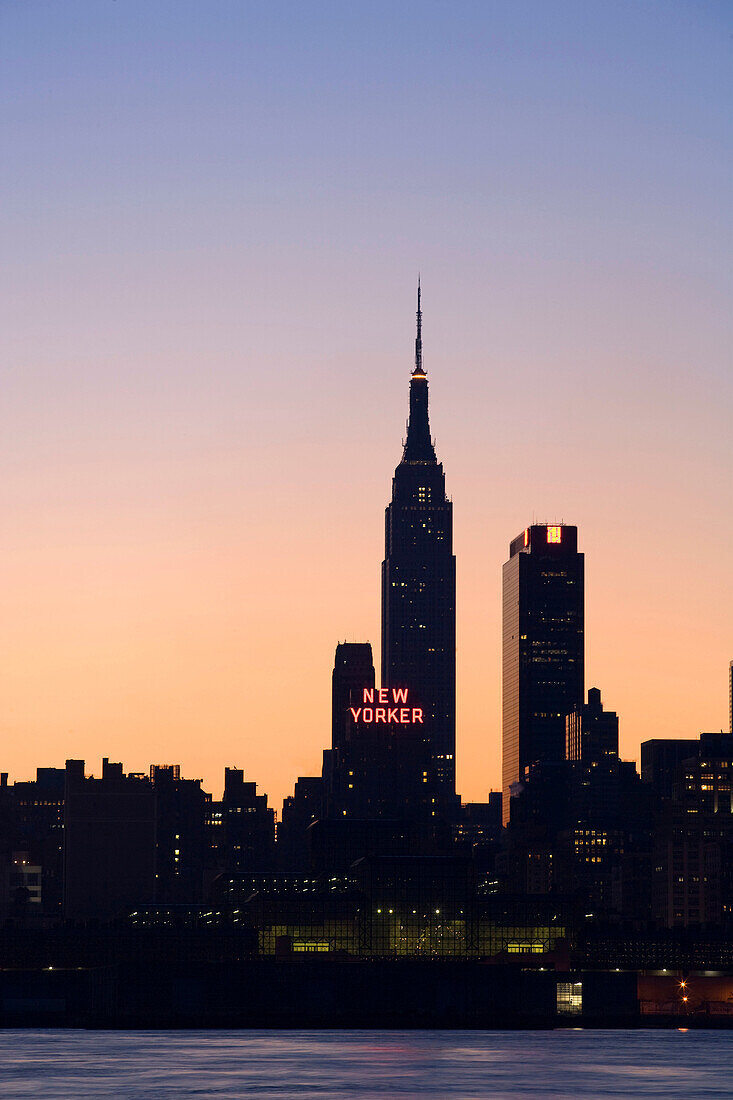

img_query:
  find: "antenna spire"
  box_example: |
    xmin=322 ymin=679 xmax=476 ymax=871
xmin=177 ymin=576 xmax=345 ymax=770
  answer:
xmin=413 ymin=276 xmax=424 ymax=375
xmin=402 ymin=277 xmax=435 ymax=462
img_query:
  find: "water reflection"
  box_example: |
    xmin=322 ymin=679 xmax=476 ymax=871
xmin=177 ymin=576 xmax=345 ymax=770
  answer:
xmin=0 ymin=1029 xmax=727 ymax=1099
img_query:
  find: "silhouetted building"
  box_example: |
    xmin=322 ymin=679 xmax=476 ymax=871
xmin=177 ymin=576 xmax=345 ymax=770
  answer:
xmin=455 ymin=795 xmax=503 ymax=849
xmin=5 ymin=851 xmax=42 ymax=917
xmin=309 ymin=818 xmax=452 ymax=874
xmin=641 ymin=739 xmax=698 ymax=802
xmin=63 ymin=758 xmax=156 ymax=921
xmin=11 ymin=767 xmax=65 ymax=916
xmin=278 ymin=776 xmax=324 ymax=870
xmin=502 ymin=523 xmax=584 ymax=823
xmin=150 ymin=764 xmax=209 ymax=904
xmin=650 ymin=733 xmax=733 ymax=928
xmin=0 ymin=775 xmax=12 ymax=919
xmin=325 ymin=640 xmax=437 ymax=822
xmin=566 ymin=688 xmax=618 ymax=763
xmin=327 ymin=726 xmax=436 ymax=822
xmin=332 ymin=642 xmax=375 ymax=753
xmin=381 ymin=285 xmax=456 ymax=808
xmin=506 ymin=696 xmax=652 ymax=919
xmin=206 ymin=796 xmax=225 ymax=869
xmin=217 ymin=768 xmax=275 ymax=872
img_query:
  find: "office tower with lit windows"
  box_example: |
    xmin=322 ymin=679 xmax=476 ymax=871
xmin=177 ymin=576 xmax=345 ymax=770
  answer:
xmin=502 ymin=523 xmax=584 ymax=823
xmin=646 ymin=732 xmax=733 ymax=927
xmin=566 ymin=688 xmax=618 ymax=764
xmin=381 ymin=285 xmax=457 ymax=808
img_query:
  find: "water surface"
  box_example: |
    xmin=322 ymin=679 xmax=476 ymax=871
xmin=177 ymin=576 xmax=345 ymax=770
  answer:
xmin=0 ymin=1029 xmax=729 ymax=1099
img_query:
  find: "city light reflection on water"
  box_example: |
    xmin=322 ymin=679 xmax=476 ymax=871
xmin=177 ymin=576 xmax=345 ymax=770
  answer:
xmin=0 ymin=1029 xmax=729 ymax=1099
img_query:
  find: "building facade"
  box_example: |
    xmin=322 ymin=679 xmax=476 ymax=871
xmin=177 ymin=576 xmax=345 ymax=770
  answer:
xmin=566 ymin=688 xmax=618 ymax=764
xmin=502 ymin=523 xmax=584 ymax=823
xmin=381 ymin=286 xmax=457 ymax=808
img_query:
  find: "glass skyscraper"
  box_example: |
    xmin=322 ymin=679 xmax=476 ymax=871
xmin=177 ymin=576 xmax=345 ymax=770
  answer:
xmin=502 ymin=523 xmax=584 ymax=823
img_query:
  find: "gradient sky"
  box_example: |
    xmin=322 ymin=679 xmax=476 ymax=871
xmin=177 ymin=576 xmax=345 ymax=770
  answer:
xmin=1 ymin=1 xmax=731 ymax=812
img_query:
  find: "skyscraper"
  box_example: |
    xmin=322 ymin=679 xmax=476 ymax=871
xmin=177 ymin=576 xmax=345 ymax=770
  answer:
xmin=381 ymin=284 xmax=457 ymax=806
xmin=331 ymin=642 xmax=375 ymax=753
xmin=502 ymin=523 xmax=584 ymax=824
xmin=324 ymin=637 xmax=441 ymax=843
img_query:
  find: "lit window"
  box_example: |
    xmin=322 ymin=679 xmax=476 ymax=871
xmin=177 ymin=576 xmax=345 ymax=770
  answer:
xmin=546 ymin=526 xmax=562 ymax=544
xmin=556 ymin=982 xmax=582 ymax=1015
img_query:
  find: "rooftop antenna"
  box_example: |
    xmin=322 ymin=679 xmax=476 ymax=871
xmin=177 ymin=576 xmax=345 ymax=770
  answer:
xmin=413 ymin=276 xmax=423 ymax=375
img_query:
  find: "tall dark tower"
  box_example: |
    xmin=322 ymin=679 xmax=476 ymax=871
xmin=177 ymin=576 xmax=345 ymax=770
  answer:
xmin=331 ymin=642 xmax=375 ymax=753
xmin=381 ymin=283 xmax=457 ymax=805
xmin=502 ymin=523 xmax=584 ymax=824
xmin=326 ymin=639 xmax=434 ymax=821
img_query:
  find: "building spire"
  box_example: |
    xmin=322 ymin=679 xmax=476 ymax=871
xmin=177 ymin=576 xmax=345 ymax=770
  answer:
xmin=403 ymin=278 xmax=436 ymax=463
xmin=413 ymin=276 xmax=424 ymax=376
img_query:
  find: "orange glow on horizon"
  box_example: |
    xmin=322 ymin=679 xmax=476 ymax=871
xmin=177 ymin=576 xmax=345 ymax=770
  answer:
xmin=1 ymin=0 xmax=731 ymax=823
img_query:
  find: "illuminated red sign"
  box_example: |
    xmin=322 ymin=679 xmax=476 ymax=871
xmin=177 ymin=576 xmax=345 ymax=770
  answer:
xmin=350 ymin=688 xmax=423 ymax=725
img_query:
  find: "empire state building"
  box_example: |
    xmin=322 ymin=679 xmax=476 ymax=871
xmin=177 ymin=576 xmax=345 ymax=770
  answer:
xmin=381 ymin=285 xmax=457 ymax=805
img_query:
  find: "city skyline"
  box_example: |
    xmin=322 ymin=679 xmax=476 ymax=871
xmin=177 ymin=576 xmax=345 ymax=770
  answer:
xmin=1 ymin=2 xmax=731 ymax=811
xmin=2 ymin=288 xmax=730 ymax=811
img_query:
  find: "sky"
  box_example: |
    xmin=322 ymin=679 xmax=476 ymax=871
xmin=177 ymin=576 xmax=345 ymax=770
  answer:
xmin=1 ymin=1 xmax=731 ymax=811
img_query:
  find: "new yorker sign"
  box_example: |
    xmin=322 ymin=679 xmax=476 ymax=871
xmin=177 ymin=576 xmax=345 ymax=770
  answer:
xmin=349 ymin=688 xmax=423 ymax=725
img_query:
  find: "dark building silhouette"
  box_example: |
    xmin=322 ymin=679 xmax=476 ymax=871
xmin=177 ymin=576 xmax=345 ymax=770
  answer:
xmin=283 ymin=636 xmax=447 ymax=878
xmin=328 ymin=726 xmax=436 ymax=822
xmin=646 ymin=732 xmax=733 ymax=928
xmin=63 ymin=758 xmax=156 ymax=921
xmin=150 ymin=764 xmax=209 ymax=904
xmin=455 ymin=795 xmax=503 ymax=850
xmin=332 ymin=642 xmax=375 ymax=753
xmin=308 ymin=818 xmax=452 ymax=875
xmin=566 ymin=688 xmax=618 ymax=763
xmin=381 ymin=284 xmax=456 ymax=808
xmin=325 ymin=640 xmax=438 ymax=824
xmin=10 ymin=767 xmax=65 ymax=917
xmin=324 ymin=641 xmax=374 ymax=817
xmin=506 ymin=709 xmax=652 ymax=919
xmin=641 ymin=739 xmax=698 ymax=802
xmin=502 ymin=523 xmax=584 ymax=824
xmin=0 ymin=775 xmax=15 ymax=920
xmin=278 ymin=776 xmax=325 ymax=870
xmin=217 ymin=768 xmax=275 ymax=872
